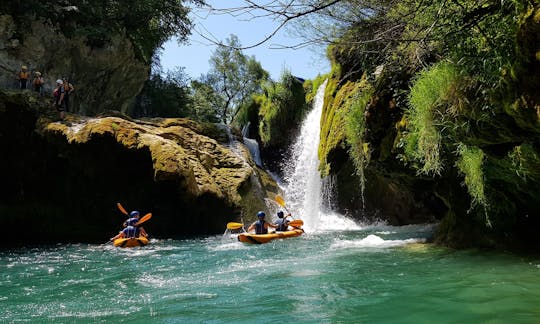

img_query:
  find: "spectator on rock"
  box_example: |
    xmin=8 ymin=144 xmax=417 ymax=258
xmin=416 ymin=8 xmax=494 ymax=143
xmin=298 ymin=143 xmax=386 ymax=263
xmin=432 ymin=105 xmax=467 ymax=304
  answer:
xmin=62 ymin=77 xmax=75 ymax=112
xmin=53 ymin=79 xmax=66 ymax=120
xmin=32 ymin=71 xmax=44 ymax=96
xmin=17 ymin=65 xmax=30 ymax=89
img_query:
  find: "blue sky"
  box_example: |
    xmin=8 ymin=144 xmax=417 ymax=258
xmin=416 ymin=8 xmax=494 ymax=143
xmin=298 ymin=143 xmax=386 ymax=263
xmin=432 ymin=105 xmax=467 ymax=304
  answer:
xmin=159 ymin=1 xmax=330 ymax=81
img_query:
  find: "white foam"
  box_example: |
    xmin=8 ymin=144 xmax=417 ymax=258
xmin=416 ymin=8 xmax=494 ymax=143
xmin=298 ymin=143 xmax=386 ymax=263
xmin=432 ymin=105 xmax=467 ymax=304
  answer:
xmin=331 ymin=234 xmax=426 ymax=249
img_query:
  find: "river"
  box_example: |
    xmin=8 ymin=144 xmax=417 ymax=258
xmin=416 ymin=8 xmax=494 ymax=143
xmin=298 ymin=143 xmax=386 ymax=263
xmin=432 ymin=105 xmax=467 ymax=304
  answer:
xmin=2 ymin=81 xmax=540 ymax=323
xmin=2 ymin=225 xmax=540 ymax=322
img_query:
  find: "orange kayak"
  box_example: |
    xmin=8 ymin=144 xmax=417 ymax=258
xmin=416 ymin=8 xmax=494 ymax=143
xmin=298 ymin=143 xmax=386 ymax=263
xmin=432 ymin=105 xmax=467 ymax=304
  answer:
xmin=113 ymin=236 xmax=149 ymax=248
xmin=238 ymin=229 xmax=304 ymax=244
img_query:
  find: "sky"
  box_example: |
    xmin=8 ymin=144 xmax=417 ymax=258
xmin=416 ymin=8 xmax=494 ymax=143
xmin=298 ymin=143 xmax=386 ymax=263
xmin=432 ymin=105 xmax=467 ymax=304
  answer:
xmin=159 ymin=1 xmax=331 ymax=81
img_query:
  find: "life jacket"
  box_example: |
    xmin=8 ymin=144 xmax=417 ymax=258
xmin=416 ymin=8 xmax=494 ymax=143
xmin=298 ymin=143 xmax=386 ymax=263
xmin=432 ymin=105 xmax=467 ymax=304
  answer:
xmin=18 ymin=71 xmax=29 ymax=80
xmin=276 ymin=219 xmax=288 ymax=231
xmin=255 ymin=220 xmax=267 ymax=234
xmin=125 ymin=217 xmax=138 ymax=226
xmin=123 ymin=226 xmax=139 ymax=238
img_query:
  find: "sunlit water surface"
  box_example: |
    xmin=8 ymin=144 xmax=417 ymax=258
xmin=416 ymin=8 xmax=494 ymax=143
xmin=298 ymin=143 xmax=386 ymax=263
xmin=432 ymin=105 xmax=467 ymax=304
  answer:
xmin=2 ymin=224 xmax=540 ymax=323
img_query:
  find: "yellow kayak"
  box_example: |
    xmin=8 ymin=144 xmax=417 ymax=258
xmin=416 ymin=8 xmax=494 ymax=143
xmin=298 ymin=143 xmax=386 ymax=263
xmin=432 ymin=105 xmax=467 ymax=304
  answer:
xmin=238 ymin=229 xmax=304 ymax=244
xmin=113 ymin=236 xmax=149 ymax=248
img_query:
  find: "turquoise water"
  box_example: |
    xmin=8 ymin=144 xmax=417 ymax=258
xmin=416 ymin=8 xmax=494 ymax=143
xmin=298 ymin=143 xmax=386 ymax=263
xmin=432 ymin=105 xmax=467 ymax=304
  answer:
xmin=2 ymin=224 xmax=540 ymax=323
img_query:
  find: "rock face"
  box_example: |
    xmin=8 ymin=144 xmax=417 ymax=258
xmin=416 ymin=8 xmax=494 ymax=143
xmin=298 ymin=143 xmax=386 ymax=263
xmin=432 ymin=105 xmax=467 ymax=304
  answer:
xmin=316 ymin=5 xmax=540 ymax=251
xmin=0 ymin=14 xmax=148 ymax=115
xmin=0 ymin=90 xmax=279 ymax=245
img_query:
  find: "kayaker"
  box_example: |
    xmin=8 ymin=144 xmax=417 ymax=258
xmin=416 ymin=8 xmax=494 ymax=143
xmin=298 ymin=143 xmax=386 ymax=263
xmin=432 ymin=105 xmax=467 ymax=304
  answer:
xmin=110 ymin=224 xmax=147 ymax=241
xmin=124 ymin=211 xmax=141 ymax=227
xmin=111 ymin=211 xmax=148 ymax=241
xmin=274 ymin=211 xmax=291 ymax=231
xmin=248 ymin=211 xmax=277 ymax=234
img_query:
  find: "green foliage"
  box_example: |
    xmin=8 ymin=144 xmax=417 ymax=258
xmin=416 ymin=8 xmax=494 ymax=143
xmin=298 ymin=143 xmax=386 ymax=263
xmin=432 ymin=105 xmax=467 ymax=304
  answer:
xmin=1 ymin=0 xmax=201 ymax=63
xmin=304 ymin=74 xmax=329 ymax=104
xmin=188 ymin=80 xmax=222 ymax=123
xmin=132 ymin=67 xmax=193 ymax=118
xmin=233 ymin=97 xmax=261 ymax=133
xmin=201 ymin=34 xmax=269 ymax=124
xmin=258 ymin=71 xmax=308 ymax=147
xmin=403 ymin=62 xmax=460 ymax=176
xmin=508 ymin=143 xmax=540 ymax=182
xmin=456 ymin=144 xmax=488 ymax=218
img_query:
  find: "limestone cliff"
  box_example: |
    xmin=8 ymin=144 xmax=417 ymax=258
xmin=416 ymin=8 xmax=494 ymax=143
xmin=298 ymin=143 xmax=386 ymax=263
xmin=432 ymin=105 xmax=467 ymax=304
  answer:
xmin=0 ymin=14 xmax=148 ymax=115
xmin=0 ymin=90 xmax=279 ymax=245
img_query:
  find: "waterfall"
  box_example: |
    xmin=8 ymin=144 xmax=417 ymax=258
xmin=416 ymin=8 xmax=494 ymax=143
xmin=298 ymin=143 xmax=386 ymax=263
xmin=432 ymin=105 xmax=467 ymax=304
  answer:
xmin=242 ymin=123 xmax=262 ymax=167
xmin=282 ymin=80 xmax=361 ymax=232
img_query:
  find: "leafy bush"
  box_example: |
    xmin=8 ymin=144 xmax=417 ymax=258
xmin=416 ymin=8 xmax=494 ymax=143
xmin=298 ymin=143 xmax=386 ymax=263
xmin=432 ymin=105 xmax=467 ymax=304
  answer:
xmin=258 ymin=71 xmax=308 ymax=147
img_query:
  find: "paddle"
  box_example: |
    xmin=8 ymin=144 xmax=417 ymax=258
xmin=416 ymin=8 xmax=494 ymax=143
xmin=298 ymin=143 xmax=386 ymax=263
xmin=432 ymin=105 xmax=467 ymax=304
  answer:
xmin=117 ymin=202 xmax=129 ymax=216
xmin=275 ymin=195 xmax=305 ymax=230
xmin=135 ymin=213 xmax=152 ymax=226
xmin=275 ymin=194 xmax=296 ymax=219
xmin=227 ymin=222 xmax=244 ymax=230
xmin=275 ymin=195 xmax=288 ymax=212
xmin=289 ymin=219 xmax=304 ymax=228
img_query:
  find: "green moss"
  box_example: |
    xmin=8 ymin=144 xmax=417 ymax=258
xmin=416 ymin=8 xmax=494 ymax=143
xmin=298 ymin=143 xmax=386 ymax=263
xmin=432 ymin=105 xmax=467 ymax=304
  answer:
xmin=404 ymin=62 xmax=460 ymax=175
xmin=456 ymin=144 xmax=490 ymax=226
xmin=305 ymin=74 xmax=329 ymax=104
xmin=318 ymin=67 xmax=375 ymax=181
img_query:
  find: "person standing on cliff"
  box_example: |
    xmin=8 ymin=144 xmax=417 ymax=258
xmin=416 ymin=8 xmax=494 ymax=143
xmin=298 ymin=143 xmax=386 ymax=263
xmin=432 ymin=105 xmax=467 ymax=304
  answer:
xmin=17 ymin=65 xmax=30 ymax=89
xmin=62 ymin=77 xmax=74 ymax=112
xmin=53 ymin=79 xmax=66 ymax=120
xmin=32 ymin=71 xmax=44 ymax=96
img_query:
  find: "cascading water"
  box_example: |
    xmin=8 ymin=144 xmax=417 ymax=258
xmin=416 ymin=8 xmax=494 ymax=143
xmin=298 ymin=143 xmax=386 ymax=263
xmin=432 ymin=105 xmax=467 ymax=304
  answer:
xmin=242 ymin=123 xmax=262 ymax=167
xmin=282 ymin=80 xmax=360 ymax=232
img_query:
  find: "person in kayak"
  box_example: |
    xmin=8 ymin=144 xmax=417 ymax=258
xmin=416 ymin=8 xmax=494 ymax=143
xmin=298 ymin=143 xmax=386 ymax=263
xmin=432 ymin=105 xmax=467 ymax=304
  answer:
xmin=111 ymin=211 xmax=148 ymax=241
xmin=110 ymin=224 xmax=148 ymax=241
xmin=248 ymin=211 xmax=277 ymax=234
xmin=274 ymin=211 xmax=291 ymax=231
xmin=124 ymin=211 xmax=141 ymax=227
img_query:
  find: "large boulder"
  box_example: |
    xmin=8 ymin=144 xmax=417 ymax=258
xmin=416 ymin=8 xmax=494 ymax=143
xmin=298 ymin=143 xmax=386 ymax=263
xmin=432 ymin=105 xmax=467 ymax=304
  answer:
xmin=0 ymin=90 xmax=279 ymax=245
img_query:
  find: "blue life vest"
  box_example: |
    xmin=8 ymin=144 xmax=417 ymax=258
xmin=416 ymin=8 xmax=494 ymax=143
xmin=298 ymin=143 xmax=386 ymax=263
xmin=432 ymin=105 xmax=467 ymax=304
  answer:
xmin=122 ymin=226 xmax=139 ymax=238
xmin=255 ymin=220 xmax=267 ymax=234
xmin=125 ymin=217 xmax=138 ymax=226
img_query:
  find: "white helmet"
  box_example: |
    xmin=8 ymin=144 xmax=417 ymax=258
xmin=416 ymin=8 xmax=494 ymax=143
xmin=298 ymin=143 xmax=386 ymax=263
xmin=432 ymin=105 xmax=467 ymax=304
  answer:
xmin=56 ymin=79 xmax=63 ymax=85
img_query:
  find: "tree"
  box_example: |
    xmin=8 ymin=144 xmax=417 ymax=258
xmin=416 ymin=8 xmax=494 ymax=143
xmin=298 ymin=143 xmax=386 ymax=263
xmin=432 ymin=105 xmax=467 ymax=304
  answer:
xmin=132 ymin=67 xmax=192 ymax=118
xmin=0 ymin=0 xmax=205 ymax=63
xmin=189 ymin=80 xmax=222 ymax=123
xmin=201 ymin=34 xmax=270 ymax=123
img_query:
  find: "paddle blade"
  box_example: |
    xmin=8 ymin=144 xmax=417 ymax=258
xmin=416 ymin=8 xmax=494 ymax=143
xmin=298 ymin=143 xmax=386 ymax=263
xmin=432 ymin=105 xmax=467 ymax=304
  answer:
xmin=117 ymin=202 xmax=128 ymax=215
xmin=289 ymin=219 xmax=304 ymax=227
xmin=135 ymin=213 xmax=152 ymax=226
xmin=275 ymin=195 xmax=286 ymax=207
xmin=227 ymin=222 xmax=244 ymax=230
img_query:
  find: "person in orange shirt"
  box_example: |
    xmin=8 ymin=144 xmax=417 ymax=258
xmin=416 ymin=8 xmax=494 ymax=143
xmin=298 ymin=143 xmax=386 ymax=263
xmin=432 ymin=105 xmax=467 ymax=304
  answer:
xmin=17 ymin=65 xmax=30 ymax=89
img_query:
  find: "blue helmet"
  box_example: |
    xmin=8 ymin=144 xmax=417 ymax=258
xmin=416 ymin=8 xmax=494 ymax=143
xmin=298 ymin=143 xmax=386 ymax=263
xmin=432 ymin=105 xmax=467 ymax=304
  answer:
xmin=277 ymin=211 xmax=284 ymax=218
xmin=130 ymin=211 xmax=140 ymax=217
xmin=257 ymin=211 xmax=265 ymax=218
